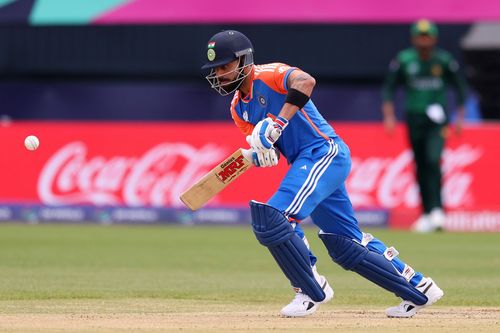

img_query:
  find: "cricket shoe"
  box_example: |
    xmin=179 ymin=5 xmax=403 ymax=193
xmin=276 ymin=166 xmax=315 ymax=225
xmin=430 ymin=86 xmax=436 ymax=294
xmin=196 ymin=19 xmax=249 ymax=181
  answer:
xmin=429 ymin=208 xmax=446 ymax=231
xmin=413 ymin=209 xmax=446 ymax=233
xmin=412 ymin=214 xmax=435 ymax=233
xmin=386 ymin=277 xmax=444 ymax=318
xmin=280 ymin=275 xmax=334 ymax=317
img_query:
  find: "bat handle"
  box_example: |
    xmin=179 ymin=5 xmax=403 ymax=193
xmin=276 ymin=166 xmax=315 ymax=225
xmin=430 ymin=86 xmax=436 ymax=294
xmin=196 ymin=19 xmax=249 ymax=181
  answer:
xmin=241 ymin=148 xmax=253 ymax=162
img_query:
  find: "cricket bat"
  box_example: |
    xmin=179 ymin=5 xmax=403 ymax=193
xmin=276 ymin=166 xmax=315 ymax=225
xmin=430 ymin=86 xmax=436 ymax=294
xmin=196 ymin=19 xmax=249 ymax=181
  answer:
xmin=179 ymin=148 xmax=253 ymax=211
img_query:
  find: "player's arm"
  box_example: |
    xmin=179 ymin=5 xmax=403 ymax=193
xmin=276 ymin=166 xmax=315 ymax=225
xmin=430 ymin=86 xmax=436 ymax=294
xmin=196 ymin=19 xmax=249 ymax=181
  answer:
xmin=445 ymin=57 xmax=468 ymax=135
xmin=445 ymin=58 xmax=467 ymax=106
xmin=278 ymin=69 xmax=316 ymax=120
xmin=382 ymin=58 xmax=402 ymax=103
xmin=248 ymin=68 xmax=316 ymax=152
xmin=381 ymin=58 xmax=403 ymax=134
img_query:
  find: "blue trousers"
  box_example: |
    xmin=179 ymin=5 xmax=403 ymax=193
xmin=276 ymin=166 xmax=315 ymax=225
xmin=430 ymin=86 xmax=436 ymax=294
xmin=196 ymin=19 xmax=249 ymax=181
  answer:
xmin=268 ymin=138 xmax=423 ymax=286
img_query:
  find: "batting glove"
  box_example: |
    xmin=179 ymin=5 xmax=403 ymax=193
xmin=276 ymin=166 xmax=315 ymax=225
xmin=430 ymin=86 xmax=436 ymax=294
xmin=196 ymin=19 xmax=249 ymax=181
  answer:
xmin=252 ymin=148 xmax=280 ymax=167
xmin=249 ymin=116 xmax=289 ymax=151
xmin=245 ymin=136 xmax=280 ymax=167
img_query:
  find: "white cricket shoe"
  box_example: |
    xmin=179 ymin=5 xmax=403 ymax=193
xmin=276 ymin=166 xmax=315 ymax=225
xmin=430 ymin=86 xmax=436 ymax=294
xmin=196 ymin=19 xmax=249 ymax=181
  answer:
xmin=280 ymin=275 xmax=334 ymax=317
xmin=412 ymin=214 xmax=435 ymax=233
xmin=429 ymin=208 xmax=446 ymax=230
xmin=386 ymin=277 xmax=444 ymax=318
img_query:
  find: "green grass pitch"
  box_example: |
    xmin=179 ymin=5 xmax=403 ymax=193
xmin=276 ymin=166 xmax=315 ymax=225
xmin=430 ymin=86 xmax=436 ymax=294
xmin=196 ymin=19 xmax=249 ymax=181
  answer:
xmin=0 ymin=223 xmax=498 ymax=307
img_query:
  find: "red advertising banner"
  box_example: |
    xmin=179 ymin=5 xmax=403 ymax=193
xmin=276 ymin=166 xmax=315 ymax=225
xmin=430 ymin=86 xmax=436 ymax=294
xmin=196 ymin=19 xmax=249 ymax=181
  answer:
xmin=1 ymin=121 xmax=499 ymax=230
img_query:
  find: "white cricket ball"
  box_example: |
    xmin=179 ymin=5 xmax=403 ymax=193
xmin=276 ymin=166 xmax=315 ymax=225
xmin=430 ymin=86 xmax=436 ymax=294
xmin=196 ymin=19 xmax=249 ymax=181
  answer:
xmin=24 ymin=135 xmax=40 ymax=151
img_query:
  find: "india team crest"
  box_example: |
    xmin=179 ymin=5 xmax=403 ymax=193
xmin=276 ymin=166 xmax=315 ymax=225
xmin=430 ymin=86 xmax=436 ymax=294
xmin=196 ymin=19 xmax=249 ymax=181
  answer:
xmin=207 ymin=49 xmax=216 ymax=61
xmin=207 ymin=41 xmax=216 ymax=61
xmin=258 ymin=95 xmax=267 ymax=107
xmin=243 ymin=111 xmax=249 ymax=121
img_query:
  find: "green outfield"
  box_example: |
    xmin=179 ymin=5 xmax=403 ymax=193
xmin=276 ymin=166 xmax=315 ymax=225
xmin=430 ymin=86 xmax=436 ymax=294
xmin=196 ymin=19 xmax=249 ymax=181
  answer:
xmin=0 ymin=224 xmax=499 ymax=332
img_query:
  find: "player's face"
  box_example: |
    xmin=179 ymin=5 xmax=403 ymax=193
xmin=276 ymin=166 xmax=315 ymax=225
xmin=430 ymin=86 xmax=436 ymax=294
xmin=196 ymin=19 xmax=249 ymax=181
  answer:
xmin=214 ymin=59 xmax=240 ymax=86
xmin=412 ymin=35 xmax=437 ymax=50
xmin=205 ymin=56 xmax=253 ymax=96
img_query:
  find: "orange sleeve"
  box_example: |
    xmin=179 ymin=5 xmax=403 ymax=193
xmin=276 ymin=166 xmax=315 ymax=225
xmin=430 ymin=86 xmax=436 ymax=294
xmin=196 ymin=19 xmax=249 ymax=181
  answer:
xmin=230 ymin=95 xmax=254 ymax=136
xmin=274 ymin=64 xmax=297 ymax=93
xmin=254 ymin=63 xmax=298 ymax=94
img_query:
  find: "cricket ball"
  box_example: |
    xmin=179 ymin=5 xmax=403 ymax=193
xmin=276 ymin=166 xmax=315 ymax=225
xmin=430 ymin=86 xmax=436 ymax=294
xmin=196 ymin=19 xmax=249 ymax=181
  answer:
xmin=24 ymin=135 xmax=40 ymax=151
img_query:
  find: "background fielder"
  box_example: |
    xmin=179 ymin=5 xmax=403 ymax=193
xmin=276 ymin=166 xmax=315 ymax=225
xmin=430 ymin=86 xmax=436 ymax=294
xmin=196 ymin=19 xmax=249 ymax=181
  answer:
xmin=382 ymin=19 xmax=468 ymax=233
xmin=202 ymin=30 xmax=444 ymax=318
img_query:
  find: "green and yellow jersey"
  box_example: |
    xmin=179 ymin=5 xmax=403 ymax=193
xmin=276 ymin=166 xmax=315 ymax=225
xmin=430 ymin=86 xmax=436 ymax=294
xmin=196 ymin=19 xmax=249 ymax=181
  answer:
xmin=382 ymin=48 xmax=467 ymax=115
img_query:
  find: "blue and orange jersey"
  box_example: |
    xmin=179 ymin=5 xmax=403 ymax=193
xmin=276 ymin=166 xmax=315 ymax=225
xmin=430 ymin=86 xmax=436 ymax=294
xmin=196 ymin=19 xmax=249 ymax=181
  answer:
xmin=230 ymin=63 xmax=338 ymax=163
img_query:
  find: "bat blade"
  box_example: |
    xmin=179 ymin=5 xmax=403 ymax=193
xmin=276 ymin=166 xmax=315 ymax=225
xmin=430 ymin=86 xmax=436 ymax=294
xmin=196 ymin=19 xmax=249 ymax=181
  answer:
xmin=179 ymin=148 xmax=253 ymax=211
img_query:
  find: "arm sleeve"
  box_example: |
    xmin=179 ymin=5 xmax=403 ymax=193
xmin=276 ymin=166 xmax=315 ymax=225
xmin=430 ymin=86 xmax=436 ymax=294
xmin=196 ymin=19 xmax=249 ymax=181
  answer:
xmin=254 ymin=63 xmax=297 ymax=94
xmin=274 ymin=64 xmax=297 ymax=93
xmin=445 ymin=58 xmax=468 ymax=106
xmin=381 ymin=58 xmax=402 ymax=102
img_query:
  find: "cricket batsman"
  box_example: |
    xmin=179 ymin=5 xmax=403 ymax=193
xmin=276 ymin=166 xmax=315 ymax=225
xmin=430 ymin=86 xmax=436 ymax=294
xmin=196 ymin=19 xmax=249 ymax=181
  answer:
xmin=202 ymin=30 xmax=444 ymax=318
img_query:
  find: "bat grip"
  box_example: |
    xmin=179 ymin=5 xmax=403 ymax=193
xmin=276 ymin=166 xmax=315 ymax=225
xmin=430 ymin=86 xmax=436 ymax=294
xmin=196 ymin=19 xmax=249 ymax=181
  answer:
xmin=241 ymin=148 xmax=253 ymax=162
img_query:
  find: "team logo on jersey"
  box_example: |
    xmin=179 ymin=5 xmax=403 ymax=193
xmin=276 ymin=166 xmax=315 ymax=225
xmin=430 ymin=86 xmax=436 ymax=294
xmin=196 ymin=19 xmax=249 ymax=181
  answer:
xmin=431 ymin=64 xmax=442 ymax=77
xmin=207 ymin=49 xmax=216 ymax=61
xmin=407 ymin=62 xmax=419 ymax=75
xmin=243 ymin=111 xmax=249 ymax=121
xmin=258 ymin=95 xmax=266 ymax=107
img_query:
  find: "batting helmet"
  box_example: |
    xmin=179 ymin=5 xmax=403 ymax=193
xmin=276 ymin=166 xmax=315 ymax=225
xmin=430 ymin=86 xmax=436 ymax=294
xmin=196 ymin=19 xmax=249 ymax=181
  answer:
xmin=202 ymin=30 xmax=254 ymax=70
xmin=202 ymin=30 xmax=254 ymax=96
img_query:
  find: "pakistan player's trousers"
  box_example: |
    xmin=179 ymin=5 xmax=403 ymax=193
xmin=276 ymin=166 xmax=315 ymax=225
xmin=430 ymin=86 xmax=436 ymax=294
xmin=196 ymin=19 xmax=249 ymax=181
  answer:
xmin=406 ymin=113 xmax=445 ymax=214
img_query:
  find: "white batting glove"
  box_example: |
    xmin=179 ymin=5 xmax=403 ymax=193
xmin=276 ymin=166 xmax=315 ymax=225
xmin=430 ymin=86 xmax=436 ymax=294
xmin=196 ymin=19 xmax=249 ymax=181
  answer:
xmin=252 ymin=148 xmax=280 ymax=167
xmin=249 ymin=116 xmax=289 ymax=151
xmin=246 ymin=136 xmax=280 ymax=167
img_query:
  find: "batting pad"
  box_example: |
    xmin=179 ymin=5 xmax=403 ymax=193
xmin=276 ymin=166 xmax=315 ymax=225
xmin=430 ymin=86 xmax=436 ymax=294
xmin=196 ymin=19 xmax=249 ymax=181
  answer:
xmin=250 ymin=201 xmax=326 ymax=302
xmin=319 ymin=232 xmax=428 ymax=305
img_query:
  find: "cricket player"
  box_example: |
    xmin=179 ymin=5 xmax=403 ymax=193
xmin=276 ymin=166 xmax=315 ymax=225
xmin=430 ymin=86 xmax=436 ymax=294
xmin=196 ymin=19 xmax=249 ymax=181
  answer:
xmin=382 ymin=19 xmax=467 ymax=232
xmin=202 ymin=30 xmax=444 ymax=318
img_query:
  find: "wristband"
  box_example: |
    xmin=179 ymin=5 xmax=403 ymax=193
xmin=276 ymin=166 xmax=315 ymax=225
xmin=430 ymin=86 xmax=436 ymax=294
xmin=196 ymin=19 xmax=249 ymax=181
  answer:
xmin=274 ymin=116 xmax=289 ymax=131
xmin=285 ymin=88 xmax=310 ymax=109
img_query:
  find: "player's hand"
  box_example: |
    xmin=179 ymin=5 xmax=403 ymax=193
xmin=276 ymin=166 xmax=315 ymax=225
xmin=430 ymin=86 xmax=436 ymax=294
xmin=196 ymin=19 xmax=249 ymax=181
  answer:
xmin=249 ymin=117 xmax=289 ymax=151
xmin=383 ymin=114 xmax=396 ymax=135
xmin=246 ymin=136 xmax=280 ymax=167
xmin=252 ymin=147 xmax=280 ymax=167
xmin=454 ymin=119 xmax=463 ymax=136
xmin=454 ymin=106 xmax=465 ymax=136
xmin=382 ymin=102 xmax=396 ymax=135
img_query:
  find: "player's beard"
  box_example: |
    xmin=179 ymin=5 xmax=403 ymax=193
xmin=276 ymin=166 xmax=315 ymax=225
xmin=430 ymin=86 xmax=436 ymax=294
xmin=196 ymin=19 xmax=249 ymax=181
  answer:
xmin=219 ymin=77 xmax=243 ymax=94
xmin=206 ymin=61 xmax=252 ymax=96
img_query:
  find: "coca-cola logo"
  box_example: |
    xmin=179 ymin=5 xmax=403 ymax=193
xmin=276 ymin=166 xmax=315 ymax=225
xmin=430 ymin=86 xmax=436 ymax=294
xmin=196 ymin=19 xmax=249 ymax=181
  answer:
xmin=347 ymin=144 xmax=482 ymax=209
xmin=38 ymin=142 xmax=227 ymax=207
xmin=38 ymin=142 xmax=482 ymax=210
